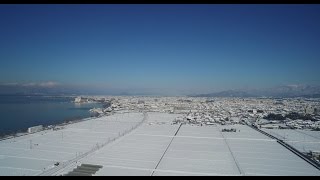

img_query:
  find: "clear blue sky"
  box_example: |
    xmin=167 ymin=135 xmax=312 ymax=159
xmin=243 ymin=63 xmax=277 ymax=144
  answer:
xmin=0 ymin=4 xmax=320 ymax=95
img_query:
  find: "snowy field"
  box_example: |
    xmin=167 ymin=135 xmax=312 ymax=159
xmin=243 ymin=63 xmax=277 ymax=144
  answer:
xmin=58 ymin=113 xmax=181 ymax=176
xmin=60 ymin=113 xmax=320 ymax=176
xmin=0 ymin=112 xmax=144 ymax=176
xmin=1 ymin=112 xmax=319 ymax=176
xmin=223 ymin=125 xmax=320 ymax=176
xmin=262 ymin=128 xmax=320 ymax=153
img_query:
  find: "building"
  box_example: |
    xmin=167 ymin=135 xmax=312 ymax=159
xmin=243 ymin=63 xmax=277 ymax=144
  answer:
xmin=74 ymin=97 xmax=87 ymax=103
xmin=260 ymin=124 xmax=280 ymax=129
xmin=28 ymin=125 xmax=43 ymax=133
xmin=311 ymin=151 xmax=320 ymax=161
xmin=305 ymin=106 xmax=315 ymax=115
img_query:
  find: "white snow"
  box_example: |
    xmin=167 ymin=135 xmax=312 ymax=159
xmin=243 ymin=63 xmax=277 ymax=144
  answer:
xmin=69 ymin=113 xmax=320 ymax=176
xmin=0 ymin=112 xmax=144 ymax=176
xmin=0 ymin=112 xmax=319 ymax=176
xmin=262 ymin=128 xmax=320 ymax=153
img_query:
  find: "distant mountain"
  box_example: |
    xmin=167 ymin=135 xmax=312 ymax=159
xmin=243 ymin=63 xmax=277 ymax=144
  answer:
xmin=0 ymin=83 xmax=173 ymax=96
xmin=299 ymin=94 xmax=320 ymax=98
xmin=262 ymin=85 xmax=320 ymax=97
xmin=191 ymin=90 xmax=257 ymax=97
xmin=0 ymin=83 xmax=82 ymax=96
xmin=2 ymin=83 xmax=320 ymax=98
xmin=190 ymin=85 xmax=320 ymax=98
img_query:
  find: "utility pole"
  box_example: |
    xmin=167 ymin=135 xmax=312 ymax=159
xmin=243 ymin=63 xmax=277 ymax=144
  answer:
xmin=303 ymin=134 xmax=306 ymax=152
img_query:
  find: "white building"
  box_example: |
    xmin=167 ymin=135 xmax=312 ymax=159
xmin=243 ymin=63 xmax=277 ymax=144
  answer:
xmin=28 ymin=125 xmax=43 ymax=133
xmin=74 ymin=97 xmax=86 ymax=103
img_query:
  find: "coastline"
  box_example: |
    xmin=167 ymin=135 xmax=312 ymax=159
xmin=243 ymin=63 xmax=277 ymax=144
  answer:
xmin=0 ymin=95 xmax=107 ymax=141
xmin=0 ymin=112 xmax=110 ymax=142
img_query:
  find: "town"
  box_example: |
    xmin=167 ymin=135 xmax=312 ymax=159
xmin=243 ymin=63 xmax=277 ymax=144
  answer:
xmin=76 ymin=96 xmax=320 ymax=131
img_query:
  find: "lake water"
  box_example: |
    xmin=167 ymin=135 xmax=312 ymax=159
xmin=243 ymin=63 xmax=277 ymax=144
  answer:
xmin=0 ymin=95 xmax=101 ymax=135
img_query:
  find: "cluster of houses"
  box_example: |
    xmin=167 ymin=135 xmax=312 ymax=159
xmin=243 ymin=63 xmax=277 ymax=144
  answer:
xmin=74 ymin=96 xmax=320 ymax=130
xmin=172 ymin=112 xmax=242 ymax=126
xmin=257 ymin=119 xmax=320 ymax=130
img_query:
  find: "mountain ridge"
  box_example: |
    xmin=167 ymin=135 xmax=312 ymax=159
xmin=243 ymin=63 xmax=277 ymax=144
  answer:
xmin=190 ymin=85 xmax=320 ymax=98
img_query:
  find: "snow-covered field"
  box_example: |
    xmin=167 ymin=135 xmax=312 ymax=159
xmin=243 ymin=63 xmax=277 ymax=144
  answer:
xmin=0 ymin=112 xmax=144 ymax=176
xmin=223 ymin=125 xmax=319 ymax=176
xmin=1 ymin=112 xmax=320 ymax=176
xmin=59 ymin=113 xmax=320 ymax=176
xmin=262 ymin=128 xmax=320 ymax=153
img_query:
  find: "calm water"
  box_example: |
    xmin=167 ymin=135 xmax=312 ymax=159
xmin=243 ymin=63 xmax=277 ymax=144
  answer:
xmin=0 ymin=95 xmax=101 ymax=135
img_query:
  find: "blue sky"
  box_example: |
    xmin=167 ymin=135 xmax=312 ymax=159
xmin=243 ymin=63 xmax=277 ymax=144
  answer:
xmin=0 ymin=4 xmax=320 ymax=95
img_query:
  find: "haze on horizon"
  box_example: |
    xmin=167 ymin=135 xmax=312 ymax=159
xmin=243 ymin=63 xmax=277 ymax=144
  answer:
xmin=0 ymin=4 xmax=320 ymax=95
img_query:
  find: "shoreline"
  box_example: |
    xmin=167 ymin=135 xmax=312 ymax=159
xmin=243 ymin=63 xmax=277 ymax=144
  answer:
xmin=0 ymin=113 xmax=111 ymax=142
xmin=0 ymin=103 xmax=109 ymax=142
xmin=0 ymin=95 xmax=107 ymax=140
xmin=0 ymin=109 xmax=134 ymax=142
